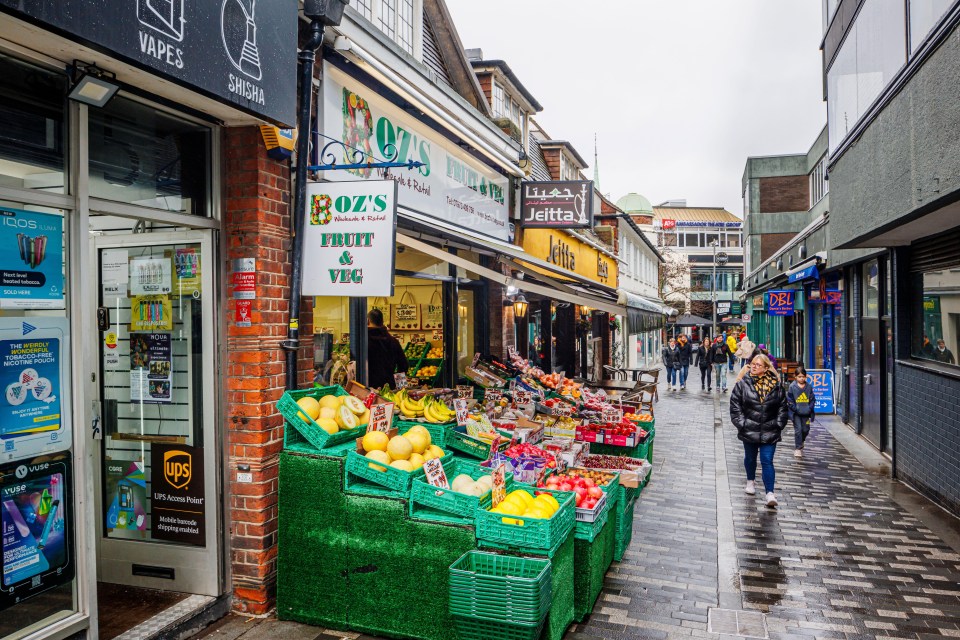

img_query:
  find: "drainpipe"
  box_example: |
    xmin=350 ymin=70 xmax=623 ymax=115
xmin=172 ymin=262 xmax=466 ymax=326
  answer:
xmin=283 ymin=19 xmax=325 ymax=391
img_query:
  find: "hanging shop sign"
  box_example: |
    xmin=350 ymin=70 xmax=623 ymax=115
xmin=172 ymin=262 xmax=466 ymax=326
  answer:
xmin=788 ymin=264 xmax=820 ymax=283
xmin=322 ymin=64 xmax=510 ymax=241
xmin=0 ymin=208 xmax=64 ymax=310
xmin=150 ymin=443 xmax=206 ymax=546
xmin=752 ymin=295 xmax=764 ymax=309
xmin=301 ymin=180 xmax=398 ymax=297
xmin=0 ymin=456 xmax=74 ymax=612
xmin=766 ymin=290 xmax=795 ymax=316
xmin=0 ymin=318 xmax=70 ymax=464
xmin=809 ymin=290 xmax=841 ymax=304
xmin=521 ymin=229 xmax=618 ymax=287
xmin=520 ymin=181 xmax=594 ymax=229
xmin=807 ymin=369 xmax=835 ymax=414
xmin=0 ymin=0 xmax=298 ymax=125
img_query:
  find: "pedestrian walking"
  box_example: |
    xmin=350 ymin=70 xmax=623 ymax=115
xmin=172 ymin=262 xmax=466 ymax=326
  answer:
xmin=709 ymin=336 xmax=731 ymax=392
xmin=735 ymin=336 xmax=755 ymax=370
xmin=786 ymin=366 xmax=817 ymax=459
xmin=726 ymin=333 xmax=738 ymax=372
xmin=934 ymin=339 xmax=956 ymax=364
xmin=730 ymin=354 xmax=788 ymax=508
xmin=695 ymin=338 xmax=713 ymax=391
xmin=662 ymin=338 xmax=681 ymax=391
xmin=676 ymin=334 xmax=693 ymax=391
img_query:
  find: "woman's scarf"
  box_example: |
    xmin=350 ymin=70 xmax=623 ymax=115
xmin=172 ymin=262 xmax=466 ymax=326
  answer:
xmin=751 ymin=370 xmax=780 ymax=402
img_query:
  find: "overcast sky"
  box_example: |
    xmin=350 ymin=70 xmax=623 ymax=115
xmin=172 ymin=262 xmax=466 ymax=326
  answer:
xmin=445 ymin=0 xmax=827 ymax=217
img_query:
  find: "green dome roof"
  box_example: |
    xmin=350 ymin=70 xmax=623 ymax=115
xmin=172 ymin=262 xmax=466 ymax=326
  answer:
xmin=616 ymin=192 xmax=653 ymax=215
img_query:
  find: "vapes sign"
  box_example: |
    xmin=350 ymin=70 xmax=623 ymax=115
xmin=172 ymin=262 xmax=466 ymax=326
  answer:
xmin=0 ymin=0 xmax=298 ymax=125
xmin=301 ymin=181 xmax=398 ymax=298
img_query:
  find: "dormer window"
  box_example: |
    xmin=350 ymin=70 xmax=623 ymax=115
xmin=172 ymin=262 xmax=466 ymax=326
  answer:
xmin=492 ymin=81 xmax=524 ymax=129
xmin=353 ymin=0 xmax=419 ymax=56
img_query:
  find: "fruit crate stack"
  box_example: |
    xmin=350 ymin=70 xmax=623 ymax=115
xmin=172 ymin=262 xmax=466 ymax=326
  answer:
xmin=279 ymin=385 xmax=370 ymax=453
xmin=449 ymin=551 xmax=552 ymax=640
xmin=403 ymin=341 xmax=429 ymax=377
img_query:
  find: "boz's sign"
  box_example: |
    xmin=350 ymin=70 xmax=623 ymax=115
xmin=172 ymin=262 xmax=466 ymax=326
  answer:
xmin=521 ymin=181 xmax=594 ymax=229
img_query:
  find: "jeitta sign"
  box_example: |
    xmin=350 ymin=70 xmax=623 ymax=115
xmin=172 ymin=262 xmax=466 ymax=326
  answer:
xmin=301 ymin=181 xmax=398 ymax=297
xmin=520 ymin=181 xmax=594 ymax=229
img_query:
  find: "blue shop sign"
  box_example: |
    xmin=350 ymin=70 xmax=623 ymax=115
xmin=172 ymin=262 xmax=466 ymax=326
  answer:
xmin=807 ymin=369 xmax=835 ymax=414
xmin=788 ymin=264 xmax=820 ymax=283
xmin=766 ymin=290 xmax=795 ymax=316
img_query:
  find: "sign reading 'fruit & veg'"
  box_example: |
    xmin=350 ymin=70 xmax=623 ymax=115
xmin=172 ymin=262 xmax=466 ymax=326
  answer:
xmin=302 ymin=181 xmax=398 ymax=297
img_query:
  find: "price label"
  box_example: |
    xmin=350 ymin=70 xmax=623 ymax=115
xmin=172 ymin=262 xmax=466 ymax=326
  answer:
xmin=536 ymin=466 xmax=546 ymax=487
xmin=472 ymin=352 xmax=481 ymax=367
xmin=491 ymin=464 xmax=506 ymax=508
xmin=485 ymin=389 xmax=502 ymax=404
xmin=456 ymin=385 xmax=474 ymax=399
xmin=454 ymin=399 xmax=470 ymax=426
xmin=490 ymin=435 xmax=502 ymax=458
xmin=368 ymin=403 xmax=394 ymax=432
xmin=556 ymin=403 xmax=574 ymax=417
xmin=408 ymin=377 xmax=420 ymax=387
xmin=423 ymin=458 xmax=450 ymax=489
xmin=394 ymin=372 xmax=408 ymax=389
xmin=432 ymin=330 xmax=443 ymax=341
xmin=602 ymin=406 xmax=622 ymax=424
xmin=515 ymin=390 xmax=533 ymax=405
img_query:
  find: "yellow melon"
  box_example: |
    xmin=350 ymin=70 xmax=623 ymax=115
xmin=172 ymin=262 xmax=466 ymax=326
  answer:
xmin=387 ymin=435 xmax=413 ymax=461
xmin=319 ymin=395 xmax=342 ymax=410
xmin=316 ymin=418 xmax=339 ymax=435
xmin=366 ymin=450 xmax=390 ymax=472
xmin=296 ymin=397 xmax=321 ymax=422
xmin=362 ymin=431 xmax=389 ymax=453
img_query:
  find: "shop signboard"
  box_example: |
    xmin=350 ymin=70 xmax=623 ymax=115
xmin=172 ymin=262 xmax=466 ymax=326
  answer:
xmin=0 ymin=208 xmax=64 ymax=310
xmin=810 ymin=290 xmax=841 ymax=304
xmin=301 ymin=180 xmax=398 ymax=297
xmin=661 ymin=219 xmax=676 ymax=230
xmin=322 ymin=64 xmax=510 ymax=241
xmin=0 ymin=456 xmax=74 ymax=612
xmin=807 ymin=369 xmax=835 ymax=414
xmin=520 ymin=181 xmax=594 ymax=229
xmin=0 ymin=0 xmax=298 ymax=125
xmin=521 ymin=229 xmax=618 ymax=287
xmin=150 ymin=444 xmax=205 ymax=546
xmin=767 ymin=290 xmax=795 ymax=316
xmin=0 ymin=318 xmax=70 ymax=463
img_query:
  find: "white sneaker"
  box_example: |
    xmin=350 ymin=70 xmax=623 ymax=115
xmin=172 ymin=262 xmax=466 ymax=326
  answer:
xmin=766 ymin=492 xmax=778 ymax=508
xmin=794 ymin=449 xmax=803 ymax=459
xmin=744 ymin=481 xmax=756 ymax=495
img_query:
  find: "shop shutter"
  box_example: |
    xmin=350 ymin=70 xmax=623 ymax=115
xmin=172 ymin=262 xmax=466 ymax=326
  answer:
xmin=910 ymin=226 xmax=960 ymax=272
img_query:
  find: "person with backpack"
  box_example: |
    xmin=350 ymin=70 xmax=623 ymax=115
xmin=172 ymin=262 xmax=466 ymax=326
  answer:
xmin=695 ymin=337 xmax=713 ymax=392
xmin=787 ymin=367 xmax=817 ymax=458
xmin=710 ymin=336 xmax=732 ymax=392
xmin=662 ymin=338 xmax=681 ymax=391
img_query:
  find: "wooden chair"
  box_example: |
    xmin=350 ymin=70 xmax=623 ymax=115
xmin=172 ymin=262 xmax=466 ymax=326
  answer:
xmin=603 ymin=365 xmax=626 ymax=381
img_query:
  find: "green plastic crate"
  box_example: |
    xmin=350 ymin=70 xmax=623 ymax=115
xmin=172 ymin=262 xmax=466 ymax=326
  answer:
xmin=414 ymin=358 xmax=445 ymax=386
xmin=448 ymin=551 xmax=551 ymax=623
xmin=396 ymin=419 xmax=452 ymax=448
xmin=410 ymin=458 xmax=515 ymax=524
xmin=574 ymin=494 xmax=611 ymax=542
xmin=279 ymin=385 xmax=367 ymax=452
xmin=344 ymin=448 xmax=452 ymax=498
xmin=475 ymin=485 xmax=575 ymax=555
xmin=446 ymin=426 xmax=510 ymax=459
xmin=614 ymin=496 xmax=636 ymax=562
xmin=452 ymin=614 xmax=544 ymax=640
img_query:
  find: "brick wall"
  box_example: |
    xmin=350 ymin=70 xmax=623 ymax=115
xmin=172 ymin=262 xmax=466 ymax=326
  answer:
xmin=758 ymin=175 xmax=809 ymax=213
xmin=541 ymin=148 xmax=561 ymax=181
xmin=894 ymin=362 xmax=960 ymax=516
xmin=759 ymin=233 xmax=796 ymax=262
xmin=223 ymin=126 xmax=314 ymax=614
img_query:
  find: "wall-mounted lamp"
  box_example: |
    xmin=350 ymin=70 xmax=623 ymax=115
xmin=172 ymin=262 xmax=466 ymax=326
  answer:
xmin=513 ymin=293 xmax=529 ymax=319
xmin=68 ymin=62 xmax=120 ymax=108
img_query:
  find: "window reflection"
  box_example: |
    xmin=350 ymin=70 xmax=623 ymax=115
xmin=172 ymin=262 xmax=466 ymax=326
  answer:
xmin=913 ymin=268 xmax=960 ymax=365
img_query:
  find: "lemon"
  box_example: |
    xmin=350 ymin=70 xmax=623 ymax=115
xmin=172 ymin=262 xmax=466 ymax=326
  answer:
xmin=296 ymin=397 xmax=321 ymax=422
xmin=405 ymin=431 xmax=429 ymax=455
xmin=316 ymin=418 xmax=339 ymax=435
xmin=319 ymin=395 xmax=341 ymax=410
xmin=387 ymin=435 xmax=414 ymax=461
xmin=390 ymin=459 xmax=413 ymax=472
xmin=408 ymin=453 xmax=425 ymax=470
xmin=362 ymin=430 xmax=389 ymax=453
xmin=366 ymin=450 xmax=390 ymax=472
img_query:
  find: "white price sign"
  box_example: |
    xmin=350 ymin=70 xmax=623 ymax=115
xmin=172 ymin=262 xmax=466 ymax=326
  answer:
xmin=454 ymin=398 xmax=469 ymax=426
xmin=423 ymin=458 xmax=450 ymax=489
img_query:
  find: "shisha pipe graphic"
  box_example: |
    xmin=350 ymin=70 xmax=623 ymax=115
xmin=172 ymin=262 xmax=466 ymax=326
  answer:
xmin=222 ymin=0 xmax=262 ymax=81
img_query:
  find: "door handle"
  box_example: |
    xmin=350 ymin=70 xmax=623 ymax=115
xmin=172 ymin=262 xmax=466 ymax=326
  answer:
xmin=863 ymin=373 xmax=873 ymax=385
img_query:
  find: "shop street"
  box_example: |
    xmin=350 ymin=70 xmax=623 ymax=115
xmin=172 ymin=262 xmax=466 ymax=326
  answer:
xmin=194 ymin=372 xmax=960 ymax=640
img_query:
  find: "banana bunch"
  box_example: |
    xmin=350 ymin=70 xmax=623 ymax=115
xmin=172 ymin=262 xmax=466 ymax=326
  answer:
xmin=397 ymin=389 xmax=426 ymax=419
xmin=423 ymin=396 xmax=456 ymax=424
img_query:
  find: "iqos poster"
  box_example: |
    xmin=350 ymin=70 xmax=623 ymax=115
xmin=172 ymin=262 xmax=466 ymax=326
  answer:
xmin=0 ymin=457 xmax=74 ymax=612
xmin=0 ymin=208 xmax=64 ymax=310
xmin=0 ymin=318 xmax=70 ymax=464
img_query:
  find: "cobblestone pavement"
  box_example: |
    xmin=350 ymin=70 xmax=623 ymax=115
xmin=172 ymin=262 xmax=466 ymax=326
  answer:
xmin=192 ymin=368 xmax=960 ymax=640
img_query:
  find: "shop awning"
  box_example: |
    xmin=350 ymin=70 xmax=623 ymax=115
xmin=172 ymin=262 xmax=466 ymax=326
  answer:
xmin=617 ymin=291 xmax=666 ymax=332
xmin=786 ymin=263 xmax=820 ymax=283
xmin=396 ymin=233 xmax=627 ymax=317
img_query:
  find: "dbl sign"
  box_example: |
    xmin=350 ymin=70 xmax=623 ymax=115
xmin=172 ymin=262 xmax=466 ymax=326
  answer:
xmin=767 ymin=290 xmax=795 ymax=316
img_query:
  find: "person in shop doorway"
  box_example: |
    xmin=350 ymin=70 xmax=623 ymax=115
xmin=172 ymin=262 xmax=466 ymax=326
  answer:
xmin=787 ymin=366 xmax=816 ymax=459
xmin=367 ymin=308 xmax=409 ymax=389
xmin=676 ymin=334 xmax=692 ymax=390
xmin=730 ymin=354 xmax=788 ymax=508
xmin=662 ymin=337 xmax=681 ymax=391
xmin=696 ymin=337 xmax=713 ymax=392
xmin=934 ymin=339 xmax=956 ymax=364
xmin=726 ymin=332 xmax=738 ymax=371
xmin=710 ymin=336 xmax=731 ymax=392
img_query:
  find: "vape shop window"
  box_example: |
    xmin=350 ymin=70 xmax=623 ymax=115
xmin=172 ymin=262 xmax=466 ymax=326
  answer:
xmin=910 ymin=267 xmax=960 ymax=367
xmin=0 ymin=54 xmax=67 ymax=194
xmin=88 ymin=96 xmax=211 ymax=215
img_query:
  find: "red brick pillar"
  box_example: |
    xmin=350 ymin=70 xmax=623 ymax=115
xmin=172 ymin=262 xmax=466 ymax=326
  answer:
xmin=222 ymin=126 xmax=313 ymax=614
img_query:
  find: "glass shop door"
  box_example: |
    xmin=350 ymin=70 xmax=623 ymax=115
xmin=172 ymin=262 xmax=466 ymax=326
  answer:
xmin=92 ymin=230 xmax=220 ymax=596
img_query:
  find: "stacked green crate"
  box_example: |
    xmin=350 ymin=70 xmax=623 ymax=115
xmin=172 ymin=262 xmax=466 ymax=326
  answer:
xmin=404 ymin=341 xmax=429 ymax=377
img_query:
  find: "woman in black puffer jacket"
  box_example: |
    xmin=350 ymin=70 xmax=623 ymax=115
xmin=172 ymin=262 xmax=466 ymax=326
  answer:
xmin=729 ymin=354 xmax=788 ymax=508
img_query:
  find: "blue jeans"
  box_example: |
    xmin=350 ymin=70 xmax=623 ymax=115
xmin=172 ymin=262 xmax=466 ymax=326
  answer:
xmin=713 ymin=364 xmax=727 ymax=390
xmin=667 ymin=367 xmax=678 ymax=386
xmin=743 ymin=442 xmax=777 ymax=493
xmin=728 ymin=354 xmax=735 ymax=371
xmin=679 ymin=365 xmax=689 ymax=386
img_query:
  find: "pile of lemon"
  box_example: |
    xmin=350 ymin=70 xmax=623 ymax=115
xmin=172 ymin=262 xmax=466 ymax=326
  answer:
xmin=416 ymin=365 xmax=439 ymax=378
xmin=361 ymin=425 xmax=445 ymax=473
xmin=489 ymin=489 xmax=560 ymax=525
